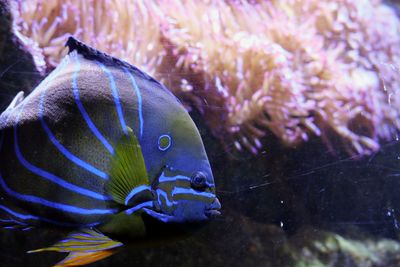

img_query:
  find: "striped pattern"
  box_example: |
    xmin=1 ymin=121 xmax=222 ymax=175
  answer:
xmin=0 ymin=204 xmax=99 ymax=228
xmin=124 ymin=185 xmax=151 ymax=206
xmin=97 ymin=62 xmax=128 ymax=135
xmin=71 ymin=54 xmax=115 ymax=155
xmin=125 ymin=201 xmax=154 ymax=215
xmin=0 ymin=50 xmax=147 ymax=227
xmin=0 ymin=37 xmax=219 ymax=232
xmin=139 ymin=169 xmax=218 ymax=223
xmin=0 ymin=173 xmax=116 ymax=215
xmin=39 ymin=55 xmax=109 ymax=180
xmin=28 ymin=229 xmax=123 ymax=253
xmin=156 ymin=170 xmax=216 ymax=205
xmin=124 ymin=67 xmax=144 ymax=138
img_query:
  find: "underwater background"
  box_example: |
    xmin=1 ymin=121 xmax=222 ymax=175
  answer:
xmin=2 ymin=0 xmax=400 ymax=266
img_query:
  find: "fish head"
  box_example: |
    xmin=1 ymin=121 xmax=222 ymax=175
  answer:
xmin=140 ymin=94 xmax=220 ymax=223
xmin=148 ymin=165 xmax=221 ymax=223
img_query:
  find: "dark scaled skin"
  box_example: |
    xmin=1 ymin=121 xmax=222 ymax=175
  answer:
xmin=0 ymin=38 xmax=220 ymax=243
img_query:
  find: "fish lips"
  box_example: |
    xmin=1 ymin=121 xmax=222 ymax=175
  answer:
xmin=145 ymin=198 xmax=221 ymax=223
xmin=205 ymin=198 xmax=221 ymax=218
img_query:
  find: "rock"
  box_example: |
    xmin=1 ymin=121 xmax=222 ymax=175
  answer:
xmin=0 ymin=0 xmax=43 ymax=111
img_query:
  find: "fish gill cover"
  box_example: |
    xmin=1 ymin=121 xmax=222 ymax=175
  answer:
xmin=13 ymin=0 xmax=400 ymax=156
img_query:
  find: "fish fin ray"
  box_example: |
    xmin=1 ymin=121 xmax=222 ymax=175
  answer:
xmin=65 ymin=36 xmax=165 ymax=90
xmin=5 ymin=91 xmax=24 ymax=111
xmin=53 ymin=250 xmax=116 ymax=267
xmin=27 ymin=228 xmax=123 ymax=253
xmin=106 ymin=127 xmax=152 ymax=205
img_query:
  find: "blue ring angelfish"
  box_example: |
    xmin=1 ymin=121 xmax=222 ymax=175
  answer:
xmin=0 ymin=37 xmax=220 ymax=267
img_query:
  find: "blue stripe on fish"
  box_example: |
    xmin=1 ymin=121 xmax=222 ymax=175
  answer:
xmin=156 ymin=189 xmax=174 ymax=207
xmin=0 ymin=173 xmax=117 ymax=215
xmin=12 ymin=102 xmax=111 ymax=201
xmin=0 ymin=218 xmax=26 ymax=225
xmin=172 ymin=187 xmax=215 ymax=199
xmin=97 ymin=62 xmax=128 ymax=135
xmin=142 ymin=208 xmax=174 ymax=223
xmin=124 ymin=68 xmax=144 ymax=138
xmin=0 ymin=204 xmax=39 ymax=221
xmin=158 ymin=171 xmax=215 ymax=188
xmin=72 ymin=54 xmax=115 ymax=154
xmin=13 ymin=133 xmax=110 ymax=201
xmin=39 ymin=86 xmax=108 ymax=180
xmin=125 ymin=201 xmax=154 ymax=215
xmin=158 ymin=174 xmax=191 ymax=183
xmin=0 ymin=204 xmax=100 ymax=227
xmin=124 ymin=185 xmax=151 ymax=206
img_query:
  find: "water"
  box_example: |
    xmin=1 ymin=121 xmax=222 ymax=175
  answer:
xmin=2 ymin=0 xmax=400 ymax=266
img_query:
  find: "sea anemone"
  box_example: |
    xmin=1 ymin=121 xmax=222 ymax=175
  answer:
xmin=13 ymin=0 xmax=400 ymax=156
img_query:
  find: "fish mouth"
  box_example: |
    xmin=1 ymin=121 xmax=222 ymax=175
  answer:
xmin=205 ymin=209 xmax=221 ymax=218
xmin=205 ymin=198 xmax=221 ymax=218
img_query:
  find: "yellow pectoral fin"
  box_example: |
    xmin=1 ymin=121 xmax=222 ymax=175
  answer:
xmin=54 ymin=250 xmax=117 ymax=267
xmin=106 ymin=127 xmax=152 ymax=205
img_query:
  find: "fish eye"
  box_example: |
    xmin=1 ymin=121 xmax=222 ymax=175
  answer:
xmin=158 ymin=134 xmax=171 ymax=151
xmin=191 ymin=171 xmax=208 ymax=190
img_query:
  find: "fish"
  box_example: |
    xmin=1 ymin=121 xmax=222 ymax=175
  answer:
xmin=0 ymin=37 xmax=220 ymax=266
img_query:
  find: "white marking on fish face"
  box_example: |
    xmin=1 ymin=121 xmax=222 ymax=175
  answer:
xmin=149 ymin=167 xmax=220 ymax=223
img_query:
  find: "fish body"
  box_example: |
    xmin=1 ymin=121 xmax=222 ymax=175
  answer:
xmin=0 ymin=37 xmax=220 ymax=265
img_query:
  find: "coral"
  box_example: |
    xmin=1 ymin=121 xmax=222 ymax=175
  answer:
xmin=14 ymin=0 xmax=400 ymax=156
xmin=282 ymin=227 xmax=400 ymax=266
xmin=14 ymin=0 xmax=163 ymax=71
